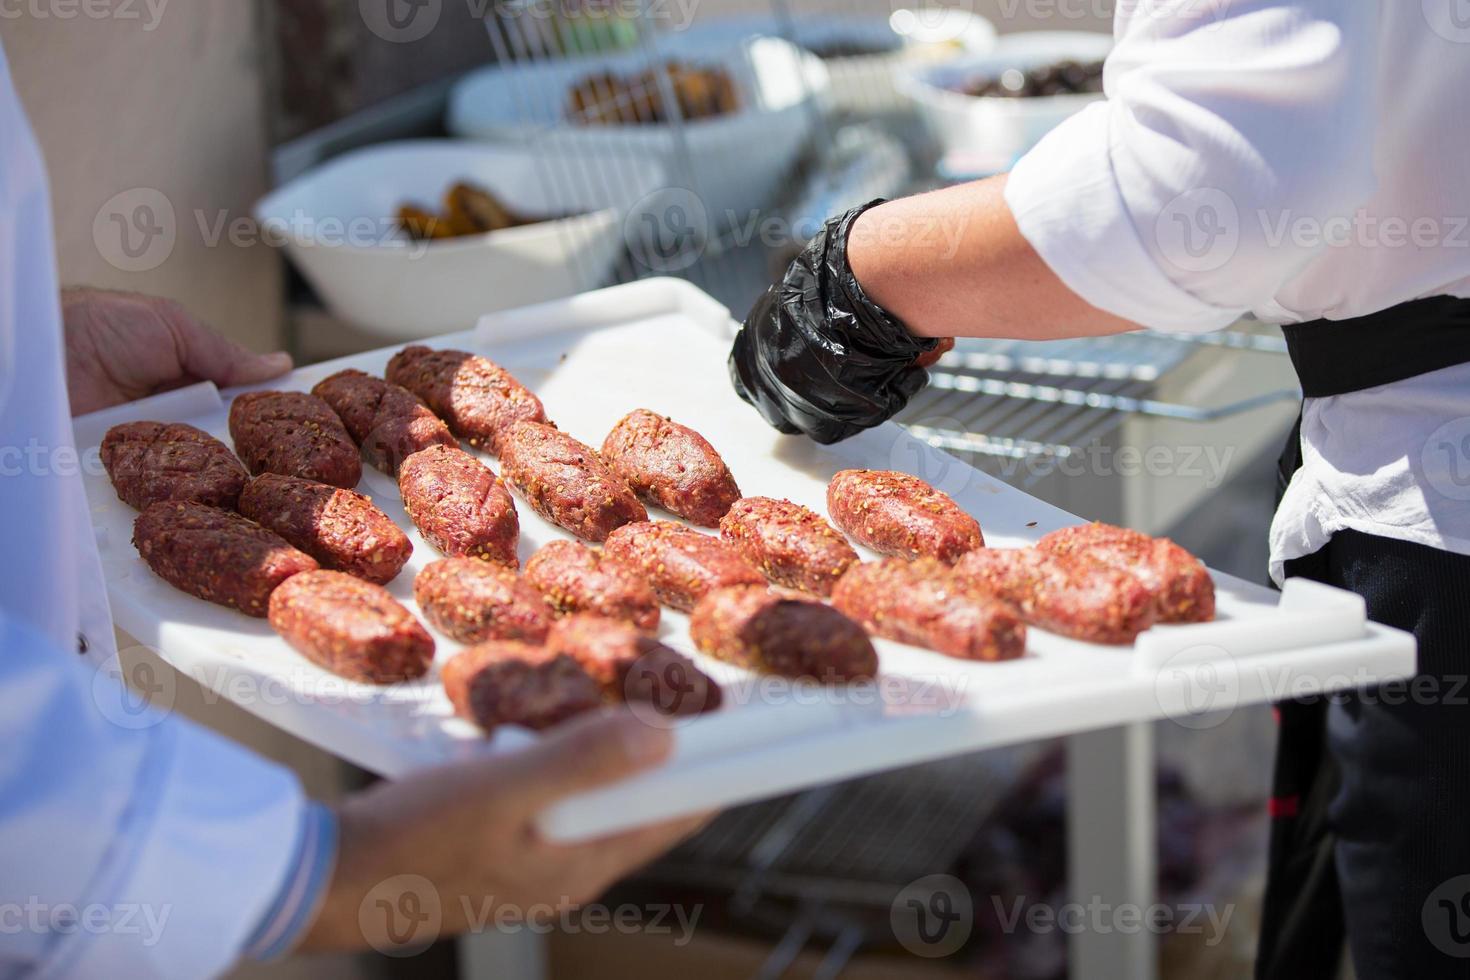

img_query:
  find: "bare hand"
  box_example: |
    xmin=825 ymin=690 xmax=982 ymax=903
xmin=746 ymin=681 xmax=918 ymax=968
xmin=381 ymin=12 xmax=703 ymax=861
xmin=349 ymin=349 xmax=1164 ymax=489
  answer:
xmin=300 ymin=710 xmax=710 ymax=953
xmin=62 ymin=287 xmax=293 ymax=416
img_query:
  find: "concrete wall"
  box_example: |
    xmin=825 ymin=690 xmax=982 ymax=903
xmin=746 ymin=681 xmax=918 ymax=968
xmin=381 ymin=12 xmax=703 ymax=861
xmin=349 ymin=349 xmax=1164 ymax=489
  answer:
xmin=0 ymin=3 xmax=285 ymax=354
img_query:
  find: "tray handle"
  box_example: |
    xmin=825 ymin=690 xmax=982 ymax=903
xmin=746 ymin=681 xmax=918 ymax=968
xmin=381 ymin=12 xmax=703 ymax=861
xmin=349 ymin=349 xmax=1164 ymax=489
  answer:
xmin=1132 ymin=578 xmax=1367 ymax=672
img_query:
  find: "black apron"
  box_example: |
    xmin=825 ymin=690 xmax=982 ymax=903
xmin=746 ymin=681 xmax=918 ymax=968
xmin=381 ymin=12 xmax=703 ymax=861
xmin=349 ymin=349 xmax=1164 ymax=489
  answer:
xmin=1257 ymin=296 xmax=1470 ymax=979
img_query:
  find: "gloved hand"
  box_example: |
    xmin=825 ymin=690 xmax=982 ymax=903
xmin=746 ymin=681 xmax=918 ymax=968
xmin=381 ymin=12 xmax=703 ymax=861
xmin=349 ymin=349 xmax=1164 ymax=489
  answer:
xmin=728 ymin=200 xmax=951 ymax=445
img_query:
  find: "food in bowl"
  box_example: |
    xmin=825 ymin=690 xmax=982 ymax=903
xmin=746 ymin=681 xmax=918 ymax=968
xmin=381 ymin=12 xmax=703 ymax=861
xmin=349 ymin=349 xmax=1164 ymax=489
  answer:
xmin=566 ymin=61 xmax=739 ymax=125
xmin=959 ymin=57 xmax=1104 ymax=98
xmin=396 ymin=180 xmax=556 ymax=241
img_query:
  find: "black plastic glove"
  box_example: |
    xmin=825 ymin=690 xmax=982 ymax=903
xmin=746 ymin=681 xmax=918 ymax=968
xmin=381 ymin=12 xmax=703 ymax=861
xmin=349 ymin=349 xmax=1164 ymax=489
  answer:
xmin=728 ymin=200 xmax=945 ymax=445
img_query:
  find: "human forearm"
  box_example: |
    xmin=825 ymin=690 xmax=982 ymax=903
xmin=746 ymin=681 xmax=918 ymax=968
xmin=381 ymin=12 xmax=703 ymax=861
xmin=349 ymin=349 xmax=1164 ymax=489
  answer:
xmin=846 ymin=176 xmax=1142 ymax=342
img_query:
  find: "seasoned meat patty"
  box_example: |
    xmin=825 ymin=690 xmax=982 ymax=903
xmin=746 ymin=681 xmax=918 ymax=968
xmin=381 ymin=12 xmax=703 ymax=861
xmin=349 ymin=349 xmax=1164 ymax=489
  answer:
xmin=268 ymin=570 xmax=434 ymax=684
xmin=132 ymin=501 xmax=317 ymax=616
xmin=441 ymin=641 xmax=603 ymax=734
xmin=386 ymin=346 xmax=547 ymax=456
xmin=720 ymin=497 xmax=860 ymax=596
xmin=238 ymin=474 xmax=411 ymax=585
xmin=953 ymin=547 xmax=1156 ymax=645
xmin=228 ymin=390 xmax=362 ymax=489
xmin=827 ymin=469 xmax=984 ymax=564
xmin=312 ymin=369 xmax=457 ymax=476
xmin=413 ymin=558 xmax=553 ymax=645
xmin=524 ymin=540 xmax=660 ymax=631
xmin=546 ymin=614 xmax=722 ymax=715
xmin=832 ymin=557 xmax=1026 ymax=662
xmin=1037 ymin=523 xmax=1215 ymax=623
xmin=398 ymin=445 xmax=520 ymax=566
xmin=499 ymin=421 xmax=646 ymax=542
xmin=690 ymin=586 xmax=878 ymax=682
xmin=101 ymin=421 xmax=248 ymax=511
xmin=602 ymin=521 xmax=765 ymax=612
xmin=600 ymin=409 xmax=741 ymax=527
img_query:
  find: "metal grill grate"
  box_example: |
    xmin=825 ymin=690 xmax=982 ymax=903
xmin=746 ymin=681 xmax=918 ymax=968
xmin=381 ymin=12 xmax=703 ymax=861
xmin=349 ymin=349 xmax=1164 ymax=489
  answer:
xmin=898 ymin=331 xmax=1298 ymax=487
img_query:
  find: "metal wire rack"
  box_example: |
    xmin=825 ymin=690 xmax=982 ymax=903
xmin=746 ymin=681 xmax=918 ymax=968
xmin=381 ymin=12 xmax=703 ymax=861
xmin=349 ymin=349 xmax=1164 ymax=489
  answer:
xmin=901 ymin=330 xmax=1299 ymax=488
xmin=637 ymin=750 xmax=1029 ymax=974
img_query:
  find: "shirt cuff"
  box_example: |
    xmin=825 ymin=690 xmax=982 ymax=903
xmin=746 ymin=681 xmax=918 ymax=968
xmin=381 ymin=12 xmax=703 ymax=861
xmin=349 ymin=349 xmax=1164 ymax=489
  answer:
xmin=1004 ymin=102 xmax=1246 ymax=334
xmin=32 ymin=720 xmax=310 ymax=980
xmin=242 ymin=801 xmax=339 ymax=962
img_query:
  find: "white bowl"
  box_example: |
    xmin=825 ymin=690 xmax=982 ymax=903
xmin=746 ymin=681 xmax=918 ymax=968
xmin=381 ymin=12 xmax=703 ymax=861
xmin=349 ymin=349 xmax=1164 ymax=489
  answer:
xmin=447 ymin=35 xmax=828 ymax=227
xmin=899 ymin=30 xmax=1114 ymax=169
xmin=254 ymin=140 xmax=667 ymax=339
xmin=669 ymin=10 xmax=997 ymax=114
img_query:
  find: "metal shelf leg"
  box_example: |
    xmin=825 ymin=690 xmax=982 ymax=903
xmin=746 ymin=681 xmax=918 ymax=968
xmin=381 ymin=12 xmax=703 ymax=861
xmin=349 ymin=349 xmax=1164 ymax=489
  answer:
xmin=1066 ymin=723 xmax=1158 ymax=980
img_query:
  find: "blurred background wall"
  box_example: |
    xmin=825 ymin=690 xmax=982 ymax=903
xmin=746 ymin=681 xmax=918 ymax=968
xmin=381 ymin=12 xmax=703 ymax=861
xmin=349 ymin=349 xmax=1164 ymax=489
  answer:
xmin=1 ymin=3 xmax=284 ymax=352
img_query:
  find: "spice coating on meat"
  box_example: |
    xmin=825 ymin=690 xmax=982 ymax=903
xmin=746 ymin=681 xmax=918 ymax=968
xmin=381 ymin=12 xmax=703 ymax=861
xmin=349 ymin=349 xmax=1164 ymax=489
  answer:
xmin=832 ymin=558 xmax=1027 ymax=662
xmin=602 ymin=521 xmax=765 ymax=612
xmin=524 ymin=540 xmax=660 ymax=631
xmin=268 ymin=570 xmax=434 ymax=684
xmin=498 ymin=421 xmax=646 ymax=542
xmin=690 ymin=586 xmax=878 ymax=682
xmin=398 ymin=445 xmax=520 ymax=566
xmin=953 ymin=548 xmax=1155 ymax=645
xmin=228 ymin=390 xmax=362 ymax=489
xmin=600 ymin=409 xmax=741 ymax=527
xmin=1037 ymin=523 xmax=1215 ymax=624
xmin=238 ymin=474 xmax=411 ymax=585
xmin=413 ymin=558 xmax=553 ymax=645
xmin=546 ymin=614 xmax=722 ymax=715
xmin=441 ymin=641 xmax=603 ymax=734
xmin=101 ymin=421 xmax=248 ymax=511
xmin=826 ymin=469 xmax=984 ymax=564
xmin=132 ymin=502 xmax=318 ymax=617
xmin=719 ymin=497 xmax=859 ymax=596
xmin=386 ymin=346 xmax=547 ymax=456
xmin=311 ymin=369 xmax=458 ymax=476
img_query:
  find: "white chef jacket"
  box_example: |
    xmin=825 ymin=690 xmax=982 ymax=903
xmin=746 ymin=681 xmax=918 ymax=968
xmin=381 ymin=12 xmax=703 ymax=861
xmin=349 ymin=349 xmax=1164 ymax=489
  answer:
xmin=1004 ymin=0 xmax=1470 ymax=582
xmin=0 ymin=42 xmax=333 ymax=978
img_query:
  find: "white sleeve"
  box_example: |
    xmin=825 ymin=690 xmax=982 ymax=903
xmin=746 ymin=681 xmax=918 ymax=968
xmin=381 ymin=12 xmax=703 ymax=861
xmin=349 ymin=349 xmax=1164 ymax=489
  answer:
xmin=0 ymin=613 xmax=317 ymax=980
xmin=1004 ymin=0 xmax=1382 ymax=332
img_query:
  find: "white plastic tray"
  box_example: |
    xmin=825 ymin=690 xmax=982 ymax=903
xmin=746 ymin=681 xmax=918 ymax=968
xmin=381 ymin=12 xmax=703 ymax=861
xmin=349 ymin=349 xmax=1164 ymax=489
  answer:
xmin=73 ymin=278 xmax=1416 ymax=842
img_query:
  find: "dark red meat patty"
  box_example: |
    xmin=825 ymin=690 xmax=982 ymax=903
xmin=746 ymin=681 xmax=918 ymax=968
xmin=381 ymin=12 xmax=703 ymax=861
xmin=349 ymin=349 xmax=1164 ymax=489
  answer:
xmin=101 ymin=421 xmax=248 ymax=511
